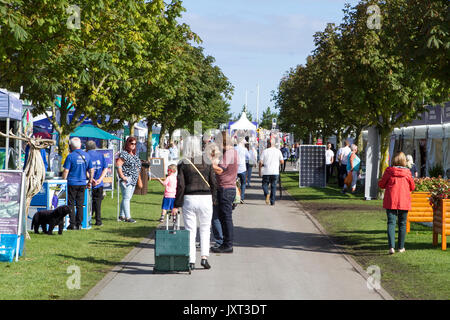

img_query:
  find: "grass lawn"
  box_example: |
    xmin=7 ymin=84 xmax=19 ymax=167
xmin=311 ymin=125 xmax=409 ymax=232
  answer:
xmin=281 ymin=171 xmax=450 ymax=300
xmin=0 ymin=180 xmax=165 ymax=300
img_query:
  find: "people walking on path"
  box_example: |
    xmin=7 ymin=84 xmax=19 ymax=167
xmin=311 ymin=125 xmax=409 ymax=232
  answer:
xmin=406 ymin=154 xmax=418 ymax=178
xmin=259 ymin=139 xmax=283 ymax=206
xmin=211 ymin=132 xmax=238 ymax=253
xmin=280 ymin=144 xmax=290 ymax=172
xmin=86 ymin=140 xmax=108 ymax=226
xmin=245 ymin=142 xmax=257 ymax=187
xmin=290 ymin=144 xmax=296 ymax=165
xmin=62 ymin=137 xmax=94 ymax=230
xmin=342 ymin=144 xmax=360 ymax=194
xmin=156 ymin=164 xmax=178 ymax=223
xmin=378 ymin=152 xmax=415 ymax=255
xmin=235 ymin=137 xmax=249 ymax=203
xmin=172 ymin=136 xmax=217 ymax=270
xmin=116 ymin=136 xmax=142 ymax=223
xmin=337 ymin=140 xmax=351 ymax=188
xmin=169 ymin=142 xmax=179 ymax=161
xmin=325 ymin=142 xmax=334 ymax=184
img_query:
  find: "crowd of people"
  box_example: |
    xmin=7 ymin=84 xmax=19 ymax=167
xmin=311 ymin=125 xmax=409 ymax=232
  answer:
xmin=57 ymin=132 xmax=423 ymax=267
xmin=153 ymin=132 xmax=287 ymax=270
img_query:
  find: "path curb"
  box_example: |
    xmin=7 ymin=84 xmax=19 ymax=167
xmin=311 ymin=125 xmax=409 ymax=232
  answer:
xmin=283 ymin=188 xmax=395 ymax=300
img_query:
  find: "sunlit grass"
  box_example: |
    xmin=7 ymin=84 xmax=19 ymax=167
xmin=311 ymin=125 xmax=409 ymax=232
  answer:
xmin=0 ymin=180 xmax=165 ymax=300
xmin=282 ymin=172 xmax=450 ymax=300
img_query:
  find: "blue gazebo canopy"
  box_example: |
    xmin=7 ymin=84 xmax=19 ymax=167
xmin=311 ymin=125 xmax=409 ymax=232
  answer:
xmin=70 ymin=124 xmax=120 ymax=140
xmin=0 ymin=90 xmax=23 ymax=120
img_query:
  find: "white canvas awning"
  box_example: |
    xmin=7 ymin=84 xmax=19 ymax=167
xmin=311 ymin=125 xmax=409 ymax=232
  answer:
xmin=229 ymin=112 xmax=257 ymax=132
xmin=414 ymin=125 xmax=428 ymax=139
xmin=428 ymin=124 xmax=445 ymax=139
xmin=402 ymin=127 xmax=415 ymax=139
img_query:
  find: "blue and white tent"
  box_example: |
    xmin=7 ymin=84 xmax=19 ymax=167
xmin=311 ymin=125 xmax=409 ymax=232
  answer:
xmin=0 ymin=90 xmax=23 ymax=121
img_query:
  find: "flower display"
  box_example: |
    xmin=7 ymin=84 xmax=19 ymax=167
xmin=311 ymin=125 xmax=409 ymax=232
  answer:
xmin=415 ymin=177 xmax=450 ymax=210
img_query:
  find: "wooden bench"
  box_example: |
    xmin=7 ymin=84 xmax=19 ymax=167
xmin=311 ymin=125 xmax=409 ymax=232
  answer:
xmin=407 ymin=192 xmax=433 ymax=233
xmin=433 ymin=199 xmax=450 ymax=250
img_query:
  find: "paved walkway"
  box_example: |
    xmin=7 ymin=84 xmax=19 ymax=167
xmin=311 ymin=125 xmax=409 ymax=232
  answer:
xmin=84 ymin=168 xmax=391 ymax=300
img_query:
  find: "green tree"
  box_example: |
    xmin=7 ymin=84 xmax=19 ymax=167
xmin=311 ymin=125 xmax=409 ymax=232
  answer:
xmin=0 ymin=0 xmax=172 ymax=159
xmin=233 ymin=105 xmax=254 ymax=122
xmin=259 ymin=106 xmax=278 ymax=130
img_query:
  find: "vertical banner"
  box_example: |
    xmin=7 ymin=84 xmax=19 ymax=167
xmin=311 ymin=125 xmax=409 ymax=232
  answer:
xmin=0 ymin=170 xmax=25 ymax=262
xmin=0 ymin=171 xmax=24 ymax=234
xmin=95 ymin=149 xmax=114 ymax=191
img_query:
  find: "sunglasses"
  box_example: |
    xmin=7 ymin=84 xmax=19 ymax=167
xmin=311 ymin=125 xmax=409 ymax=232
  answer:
xmin=130 ymin=142 xmax=136 ymax=145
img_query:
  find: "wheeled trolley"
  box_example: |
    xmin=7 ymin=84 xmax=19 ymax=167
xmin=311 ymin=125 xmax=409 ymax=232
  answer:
xmin=153 ymin=213 xmax=191 ymax=274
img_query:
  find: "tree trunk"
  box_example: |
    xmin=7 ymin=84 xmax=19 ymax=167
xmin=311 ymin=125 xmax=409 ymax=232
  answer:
xmin=336 ymin=129 xmax=342 ymax=148
xmin=129 ymin=122 xmax=135 ymax=137
xmin=58 ymin=132 xmax=70 ymax=171
xmin=377 ymin=128 xmax=391 ymax=199
xmin=159 ymin=123 xmax=166 ymax=148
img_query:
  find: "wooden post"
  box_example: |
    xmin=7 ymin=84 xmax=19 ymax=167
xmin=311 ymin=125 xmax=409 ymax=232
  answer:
xmin=443 ymin=200 xmax=447 ymax=251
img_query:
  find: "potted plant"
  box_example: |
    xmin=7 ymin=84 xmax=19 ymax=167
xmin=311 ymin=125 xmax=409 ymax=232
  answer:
xmin=407 ymin=178 xmax=434 ymax=233
xmin=429 ymin=178 xmax=450 ymax=250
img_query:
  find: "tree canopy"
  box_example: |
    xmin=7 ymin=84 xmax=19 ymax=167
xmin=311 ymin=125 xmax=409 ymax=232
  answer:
xmin=0 ymin=0 xmax=233 ymax=158
xmin=273 ymin=0 xmax=449 ymax=179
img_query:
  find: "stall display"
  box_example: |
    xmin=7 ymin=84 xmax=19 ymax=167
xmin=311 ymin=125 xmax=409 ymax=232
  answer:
xmin=29 ymin=179 xmax=68 ymax=231
xmin=94 ymin=149 xmax=114 ymax=191
xmin=80 ymin=188 xmax=92 ymax=230
xmin=299 ymin=145 xmax=326 ymax=188
xmin=0 ymin=170 xmax=26 ymax=262
xmin=149 ymin=158 xmax=166 ymax=180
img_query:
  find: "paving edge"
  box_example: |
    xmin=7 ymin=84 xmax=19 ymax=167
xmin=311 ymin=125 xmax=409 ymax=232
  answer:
xmin=283 ymin=188 xmax=395 ymax=301
xmin=82 ymin=229 xmax=156 ymax=300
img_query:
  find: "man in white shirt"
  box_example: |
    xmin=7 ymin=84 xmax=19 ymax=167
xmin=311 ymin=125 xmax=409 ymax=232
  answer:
xmin=336 ymin=140 xmax=351 ymax=188
xmin=325 ymin=142 xmax=334 ymax=184
xmin=235 ymin=138 xmax=250 ymax=203
xmin=259 ymin=139 xmax=284 ymax=206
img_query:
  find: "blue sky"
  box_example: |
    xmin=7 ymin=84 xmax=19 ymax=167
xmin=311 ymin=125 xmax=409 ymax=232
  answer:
xmin=179 ymin=0 xmax=359 ymax=121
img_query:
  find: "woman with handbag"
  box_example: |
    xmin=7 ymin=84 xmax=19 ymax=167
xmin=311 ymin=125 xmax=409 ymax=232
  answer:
xmin=172 ymin=136 xmax=217 ymax=270
xmin=116 ymin=136 xmax=143 ymax=223
xmin=378 ymin=152 xmax=415 ymax=254
xmin=342 ymin=144 xmax=360 ymax=194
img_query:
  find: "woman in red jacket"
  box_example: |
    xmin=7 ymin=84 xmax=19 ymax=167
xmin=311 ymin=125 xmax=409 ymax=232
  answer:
xmin=378 ymin=152 xmax=415 ymax=254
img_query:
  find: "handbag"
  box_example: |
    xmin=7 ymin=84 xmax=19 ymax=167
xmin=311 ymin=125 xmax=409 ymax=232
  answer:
xmin=183 ymin=158 xmax=210 ymax=188
xmin=344 ymin=171 xmax=353 ymax=188
xmin=234 ymin=178 xmax=241 ymax=205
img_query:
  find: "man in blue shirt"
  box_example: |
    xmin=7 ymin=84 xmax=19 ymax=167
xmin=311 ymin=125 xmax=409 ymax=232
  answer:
xmin=62 ymin=137 xmax=94 ymax=230
xmin=86 ymin=140 xmax=108 ymax=226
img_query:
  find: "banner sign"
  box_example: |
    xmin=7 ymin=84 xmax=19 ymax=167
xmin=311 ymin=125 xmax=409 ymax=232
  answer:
xmin=95 ymin=149 xmax=114 ymax=191
xmin=0 ymin=171 xmax=24 ymax=234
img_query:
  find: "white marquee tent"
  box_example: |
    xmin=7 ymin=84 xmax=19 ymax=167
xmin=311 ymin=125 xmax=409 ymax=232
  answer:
xmin=229 ymin=112 xmax=257 ymax=134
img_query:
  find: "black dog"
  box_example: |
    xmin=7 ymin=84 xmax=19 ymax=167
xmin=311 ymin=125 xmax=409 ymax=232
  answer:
xmin=31 ymin=205 xmax=71 ymax=235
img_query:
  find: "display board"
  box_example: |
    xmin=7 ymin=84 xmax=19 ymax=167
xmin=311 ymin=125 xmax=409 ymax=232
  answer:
xmin=28 ymin=179 xmax=68 ymax=231
xmin=95 ymin=149 xmax=114 ymax=191
xmin=0 ymin=170 xmax=26 ymax=262
xmin=298 ymin=145 xmax=326 ymax=188
xmin=149 ymin=158 xmax=165 ymax=180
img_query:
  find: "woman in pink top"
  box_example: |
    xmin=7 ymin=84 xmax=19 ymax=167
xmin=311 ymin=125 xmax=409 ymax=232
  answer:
xmin=156 ymin=164 xmax=178 ymax=222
